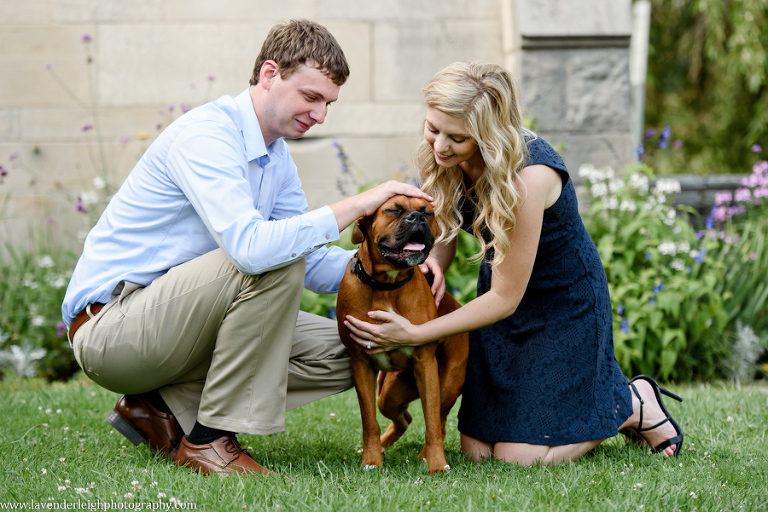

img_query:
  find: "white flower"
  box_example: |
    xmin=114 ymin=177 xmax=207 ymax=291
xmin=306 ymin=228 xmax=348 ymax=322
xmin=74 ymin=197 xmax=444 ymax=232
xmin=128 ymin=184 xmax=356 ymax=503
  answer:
xmin=124 ymin=493 xmax=134 ymax=499
xmin=92 ymin=176 xmax=107 ymax=190
xmin=676 ymin=241 xmax=690 ymax=254
xmin=158 ymin=493 xmax=166 ymax=499
xmin=603 ymin=197 xmax=619 ymax=210
xmin=80 ymin=191 xmax=99 ymax=206
xmin=41 ymin=468 xmax=47 ymax=475
xmin=655 ymin=178 xmax=681 ymax=195
xmin=608 ymin=178 xmax=626 ymax=193
xmin=629 ymin=173 xmax=650 ymax=194
xmin=590 ymin=183 xmax=608 ymax=198
xmin=38 ymin=255 xmax=55 ymax=268
xmin=658 ymin=242 xmax=677 ymax=255
xmin=58 ymin=486 xmax=66 ymax=492
xmin=670 ymin=259 xmax=685 ymax=271
xmin=32 ymin=316 xmax=45 ymax=327
xmin=619 ymin=200 xmax=637 ymax=212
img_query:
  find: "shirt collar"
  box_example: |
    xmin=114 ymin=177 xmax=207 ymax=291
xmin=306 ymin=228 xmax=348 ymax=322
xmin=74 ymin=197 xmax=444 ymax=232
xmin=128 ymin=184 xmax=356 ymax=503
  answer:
xmin=235 ymin=87 xmax=268 ymax=163
xmin=235 ymin=87 xmax=288 ymax=166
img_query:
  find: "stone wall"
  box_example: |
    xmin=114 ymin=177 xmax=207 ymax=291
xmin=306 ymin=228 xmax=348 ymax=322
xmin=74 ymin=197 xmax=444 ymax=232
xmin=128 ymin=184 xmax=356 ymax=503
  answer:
xmin=0 ymin=0 xmax=633 ymax=252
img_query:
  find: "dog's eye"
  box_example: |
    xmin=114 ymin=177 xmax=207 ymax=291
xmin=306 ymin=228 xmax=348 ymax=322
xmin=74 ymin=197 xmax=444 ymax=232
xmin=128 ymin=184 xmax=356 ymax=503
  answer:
xmin=385 ymin=208 xmax=404 ymax=216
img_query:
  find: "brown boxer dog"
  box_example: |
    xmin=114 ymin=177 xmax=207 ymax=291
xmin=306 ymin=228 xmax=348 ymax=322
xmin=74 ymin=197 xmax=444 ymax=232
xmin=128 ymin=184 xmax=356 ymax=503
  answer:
xmin=336 ymin=194 xmax=469 ymax=475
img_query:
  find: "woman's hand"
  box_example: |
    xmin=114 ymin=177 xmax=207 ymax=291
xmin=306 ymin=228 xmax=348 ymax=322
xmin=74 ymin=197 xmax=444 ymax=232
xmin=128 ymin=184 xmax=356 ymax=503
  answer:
xmin=419 ymin=255 xmax=446 ymax=306
xmin=344 ymin=311 xmax=427 ymax=353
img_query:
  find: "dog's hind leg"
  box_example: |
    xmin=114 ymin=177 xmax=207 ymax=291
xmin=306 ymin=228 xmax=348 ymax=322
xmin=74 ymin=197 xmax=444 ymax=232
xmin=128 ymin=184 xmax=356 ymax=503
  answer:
xmin=378 ymin=371 xmax=419 ymax=448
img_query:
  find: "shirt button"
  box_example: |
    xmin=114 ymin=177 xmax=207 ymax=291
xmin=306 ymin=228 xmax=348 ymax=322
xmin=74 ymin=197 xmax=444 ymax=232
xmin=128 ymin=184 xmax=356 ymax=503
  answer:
xmin=325 ymin=234 xmax=331 ymax=240
xmin=291 ymin=253 xmax=297 ymax=258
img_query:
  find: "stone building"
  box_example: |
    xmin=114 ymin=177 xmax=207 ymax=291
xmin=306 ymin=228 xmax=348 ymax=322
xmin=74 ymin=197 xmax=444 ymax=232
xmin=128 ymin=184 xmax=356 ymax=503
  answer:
xmin=0 ymin=0 xmax=633 ymax=251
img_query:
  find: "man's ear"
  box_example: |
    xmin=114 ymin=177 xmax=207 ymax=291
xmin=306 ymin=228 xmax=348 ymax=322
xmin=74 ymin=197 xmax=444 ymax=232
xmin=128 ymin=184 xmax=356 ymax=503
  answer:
xmin=259 ymin=60 xmax=280 ymax=88
xmin=351 ymin=218 xmax=369 ymax=244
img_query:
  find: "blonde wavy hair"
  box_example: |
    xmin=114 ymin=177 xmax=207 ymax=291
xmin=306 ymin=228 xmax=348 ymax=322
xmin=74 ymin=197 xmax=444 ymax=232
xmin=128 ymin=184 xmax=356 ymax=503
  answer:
xmin=418 ymin=60 xmax=530 ymax=269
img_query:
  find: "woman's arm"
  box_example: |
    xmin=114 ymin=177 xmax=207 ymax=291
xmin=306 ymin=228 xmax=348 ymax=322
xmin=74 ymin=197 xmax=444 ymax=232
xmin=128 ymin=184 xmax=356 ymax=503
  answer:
xmin=343 ymin=164 xmax=562 ymax=349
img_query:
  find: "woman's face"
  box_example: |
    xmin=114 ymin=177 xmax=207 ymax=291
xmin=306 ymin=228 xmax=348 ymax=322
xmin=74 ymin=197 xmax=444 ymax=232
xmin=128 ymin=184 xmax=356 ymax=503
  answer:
xmin=423 ymin=108 xmax=479 ymax=168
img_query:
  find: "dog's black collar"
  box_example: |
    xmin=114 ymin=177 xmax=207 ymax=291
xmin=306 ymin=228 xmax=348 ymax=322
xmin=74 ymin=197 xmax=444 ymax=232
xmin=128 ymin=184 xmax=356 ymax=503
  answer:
xmin=351 ymin=252 xmax=414 ymax=291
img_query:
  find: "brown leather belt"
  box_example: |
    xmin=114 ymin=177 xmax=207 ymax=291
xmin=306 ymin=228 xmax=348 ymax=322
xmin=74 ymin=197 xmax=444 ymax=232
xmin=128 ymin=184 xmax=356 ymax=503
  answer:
xmin=68 ymin=303 xmax=106 ymax=346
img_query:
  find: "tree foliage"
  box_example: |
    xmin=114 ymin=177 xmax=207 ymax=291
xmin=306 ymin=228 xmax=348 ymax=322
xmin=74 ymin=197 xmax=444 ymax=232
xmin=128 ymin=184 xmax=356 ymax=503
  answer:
xmin=644 ymin=0 xmax=768 ymax=175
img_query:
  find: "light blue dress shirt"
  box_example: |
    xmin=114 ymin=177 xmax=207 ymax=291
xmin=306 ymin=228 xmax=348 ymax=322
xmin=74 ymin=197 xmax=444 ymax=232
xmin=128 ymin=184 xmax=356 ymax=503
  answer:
xmin=62 ymin=88 xmax=352 ymax=325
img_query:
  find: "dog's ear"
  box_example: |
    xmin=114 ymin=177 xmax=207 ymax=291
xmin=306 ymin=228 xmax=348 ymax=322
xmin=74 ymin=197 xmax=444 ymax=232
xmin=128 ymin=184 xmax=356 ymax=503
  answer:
xmin=351 ymin=217 xmax=370 ymax=244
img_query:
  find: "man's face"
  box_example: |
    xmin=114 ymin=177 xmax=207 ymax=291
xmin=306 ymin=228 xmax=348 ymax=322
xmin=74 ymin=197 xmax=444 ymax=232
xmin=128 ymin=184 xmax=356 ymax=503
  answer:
xmin=260 ymin=63 xmax=340 ymax=144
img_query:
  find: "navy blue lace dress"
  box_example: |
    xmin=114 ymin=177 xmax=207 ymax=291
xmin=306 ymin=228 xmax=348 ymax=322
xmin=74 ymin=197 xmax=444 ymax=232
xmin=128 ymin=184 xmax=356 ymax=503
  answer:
xmin=456 ymin=136 xmax=632 ymax=445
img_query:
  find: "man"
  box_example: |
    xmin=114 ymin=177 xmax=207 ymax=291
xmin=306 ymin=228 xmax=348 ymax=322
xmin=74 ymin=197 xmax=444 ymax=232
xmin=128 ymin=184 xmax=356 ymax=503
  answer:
xmin=62 ymin=19 xmax=431 ymax=476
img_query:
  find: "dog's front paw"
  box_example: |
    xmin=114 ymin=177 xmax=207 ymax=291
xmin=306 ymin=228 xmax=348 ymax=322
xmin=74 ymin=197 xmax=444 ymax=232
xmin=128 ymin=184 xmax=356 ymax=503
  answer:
xmin=363 ymin=464 xmax=378 ymax=470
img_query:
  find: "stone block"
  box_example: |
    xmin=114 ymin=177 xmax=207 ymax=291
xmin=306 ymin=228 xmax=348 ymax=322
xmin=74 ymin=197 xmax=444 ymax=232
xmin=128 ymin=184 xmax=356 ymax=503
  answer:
xmin=319 ymin=0 xmax=500 ymax=20
xmin=0 ymin=109 xmax=20 ymax=139
xmin=95 ymin=23 xmax=274 ymax=106
xmin=20 ymin=106 xmax=169 ymax=141
xmin=310 ymin=102 xmax=425 ymax=137
xmin=322 ymin=21 xmax=372 ymax=103
xmin=164 ymin=0 xmax=317 ymax=21
xmin=0 ymin=0 xmax=51 ymax=24
xmin=519 ymin=48 xmax=630 ymax=133
xmin=289 ymin=136 xmax=420 ymax=210
xmin=374 ymin=21 xmax=503 ymax=102
xmin=513 ymin=0 xmax=632 ymax=38
xmin=52 ymin=0 xmax=164 ymax=23
xmin=0 ymin=25 xmax=93 ymax=108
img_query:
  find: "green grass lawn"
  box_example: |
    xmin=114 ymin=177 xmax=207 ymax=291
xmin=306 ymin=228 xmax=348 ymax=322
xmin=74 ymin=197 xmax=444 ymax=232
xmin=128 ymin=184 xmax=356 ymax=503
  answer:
xmin=1 ymin=374 xmax=766 ymax=511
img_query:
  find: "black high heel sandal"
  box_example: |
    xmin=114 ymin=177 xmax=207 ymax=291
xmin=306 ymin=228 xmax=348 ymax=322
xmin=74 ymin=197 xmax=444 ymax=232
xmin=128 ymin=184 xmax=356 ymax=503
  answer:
xmin=628 ymin=375 xmax=684 ymax=457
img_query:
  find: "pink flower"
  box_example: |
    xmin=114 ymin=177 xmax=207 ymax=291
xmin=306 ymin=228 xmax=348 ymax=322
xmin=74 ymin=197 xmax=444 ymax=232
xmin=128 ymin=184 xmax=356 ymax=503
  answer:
xmin=9 ymin=151 xmax=20 ymax=161
xmin=56 ymin=321 xmax=67 ymax=338
xmin=81 ymin=33 xmax=92 ymax=44
xmin=81 ymin=124 xmax=94 ymax=132
xmin=752 ymin=144 xmax=762 ymax=153
xmin=734 ymin=188 xmax=752 ymax=202
xmin=714 ymin=191 xmax=732 ymax=205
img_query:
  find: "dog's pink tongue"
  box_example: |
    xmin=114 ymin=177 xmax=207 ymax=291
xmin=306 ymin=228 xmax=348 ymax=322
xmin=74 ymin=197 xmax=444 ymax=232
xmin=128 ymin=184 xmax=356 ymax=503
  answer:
xmin=403 ymin=243 xmax=425 ymax=251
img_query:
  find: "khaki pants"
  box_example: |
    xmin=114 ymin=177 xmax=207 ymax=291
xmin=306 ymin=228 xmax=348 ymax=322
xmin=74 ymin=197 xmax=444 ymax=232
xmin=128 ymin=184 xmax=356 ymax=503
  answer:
xmin=70 ymin=249 xmax=352 ymax=435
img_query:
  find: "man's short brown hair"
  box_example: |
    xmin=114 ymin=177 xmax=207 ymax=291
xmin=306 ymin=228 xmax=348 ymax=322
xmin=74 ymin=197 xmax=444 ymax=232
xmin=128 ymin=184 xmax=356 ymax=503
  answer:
xmin=250 ymin=19 xmax=349 ymax=86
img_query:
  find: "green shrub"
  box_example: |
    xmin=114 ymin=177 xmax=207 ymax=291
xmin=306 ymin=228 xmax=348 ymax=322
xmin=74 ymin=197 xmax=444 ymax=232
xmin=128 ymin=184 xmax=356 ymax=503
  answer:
xmin=0 ymin=246 xmax=78 ymax=381
xmin=579 ymin=162 xmax=730 ymax=381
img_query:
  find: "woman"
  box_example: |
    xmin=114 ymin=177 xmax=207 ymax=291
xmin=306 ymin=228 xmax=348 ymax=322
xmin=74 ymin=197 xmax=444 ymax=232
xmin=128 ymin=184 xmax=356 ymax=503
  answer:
xmin=343 ymin=61 xmax=684 ymax=466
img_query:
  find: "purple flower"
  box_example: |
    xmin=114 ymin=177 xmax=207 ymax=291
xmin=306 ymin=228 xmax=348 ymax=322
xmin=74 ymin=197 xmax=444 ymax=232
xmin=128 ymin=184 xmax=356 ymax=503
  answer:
xmin=649 ymin=298 xmax=656 ymax=305
xmin=56 ymin=321 xmax=67 ymax=338
xmin=81 ymin=33 xmax=92 ymax=44
xmin=635 ymin=145 xmax=645 ymax=157
xmin=80 ymin=123 xmax=94 ymax=132
xmin=9 ymin=151 xmax=19 ymax=161
xmin=45 ymin=63 xmax=52 ymax=70
xmin=617 ymin=303 xmax=624 ymax=316
xmin=645 ymin=252 xmax=651 ymax=261
xmin=621 ymin=319 xmax=628 ymax=334
xmin=328 ymin=309 xmax=336 ymax=319
xmin=75 ymin=196 xmax=87 ymax=213
xmin=168 ymin=105 xmax=175 ymax=112
xmin=752 ymin=144 xmax=762 ymax=153
xmin=206 ymin=75 xmax=216 ymax=82
xmin=653 ymin=285 xmax=661 ymax=295
xmin=46 ymin=216 xmax=55 ymax=224
xmin=694 ymin=249 xmax=705 ymax=263
xmin=673 ymin=139 xmax=683 ymax=150
xmin=644 ymin=128 xmax=657 ymax=141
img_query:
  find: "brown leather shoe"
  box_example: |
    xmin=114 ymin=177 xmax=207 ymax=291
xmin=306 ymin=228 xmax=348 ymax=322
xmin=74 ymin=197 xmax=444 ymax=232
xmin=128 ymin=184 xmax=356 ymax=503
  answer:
xmin=105 ymin=394 xmax=183 ymax=457
xmin=173 ymin=435 xmax=273 ymax=476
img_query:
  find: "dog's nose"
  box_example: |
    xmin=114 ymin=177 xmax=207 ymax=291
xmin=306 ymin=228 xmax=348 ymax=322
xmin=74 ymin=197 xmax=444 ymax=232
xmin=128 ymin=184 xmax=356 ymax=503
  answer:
xmin=404 ymin=211 xmax=426 ymax=225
